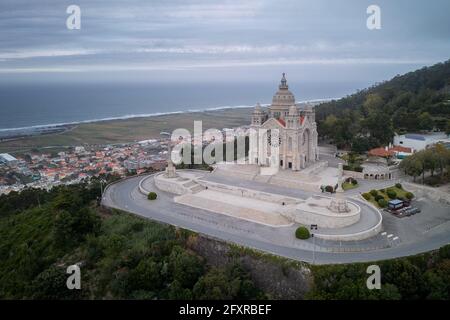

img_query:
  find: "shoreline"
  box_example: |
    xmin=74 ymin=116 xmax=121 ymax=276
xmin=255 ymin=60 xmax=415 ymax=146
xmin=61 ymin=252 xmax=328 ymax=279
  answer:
xmin=0 ymin=98 xmax=336 ymax=137
xmin=0 ymin=98 xmax=335 ymax=154
xmin=0 ymin=107 xmax=255 ymax=154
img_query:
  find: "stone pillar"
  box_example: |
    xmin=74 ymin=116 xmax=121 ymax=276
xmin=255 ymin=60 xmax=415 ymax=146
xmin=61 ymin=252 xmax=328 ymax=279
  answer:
xmin=165 ymin=139 xmax=177 ymax=178
xmin=335 ymin=163 xmax=344 ymax=193
xmin=328 ymin=163 xmax=349 ymax=213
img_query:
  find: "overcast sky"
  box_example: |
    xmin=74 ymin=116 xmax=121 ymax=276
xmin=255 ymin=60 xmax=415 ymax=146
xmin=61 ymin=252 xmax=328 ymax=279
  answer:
xmin=0 ymin=0 xmax=449 ymax=84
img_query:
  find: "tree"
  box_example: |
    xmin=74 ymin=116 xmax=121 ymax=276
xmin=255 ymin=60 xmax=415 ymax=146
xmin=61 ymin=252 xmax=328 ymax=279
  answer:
xmin=363 ymin=94 xmax=384 ymax=115
xmin=434 ymin=143 xmax=450 ymax=176
xmin=295 ymin=226 xmax=310 ymax=239
xmin=29 ymin=265 xmax=81 ymax=300
xmin=128 ymin=257 xmax=163 ymax=292
xmin=363 ymin=111 xmax=395 ymax=145
xmin=53 ymin=207 xmax=101 ymax=248
xmin=193 ymin=264 xmax=263 ymax=300
xmin=418 ymin=112 xmax=434 ymax=131
xmin=168 ymin=246 xmax=204 ymax=288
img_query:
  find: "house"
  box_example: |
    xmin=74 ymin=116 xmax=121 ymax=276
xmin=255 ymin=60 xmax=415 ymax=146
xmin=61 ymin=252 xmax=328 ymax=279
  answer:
xmin=0 ymin=153 xmax=18 ymax=166
xmin=368 ymin=145 xmax=413 ymax=159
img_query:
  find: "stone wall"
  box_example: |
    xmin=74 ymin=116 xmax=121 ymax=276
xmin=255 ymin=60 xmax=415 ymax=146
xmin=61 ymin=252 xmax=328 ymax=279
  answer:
xmin=281 ymin=202 xmax=360 ymax=229
xmin=197 ymin=180 xmax=300 ymax=205
xmin=152 ymin=173 xmax=188 ymax=195
xmin=343 ymin=170 xmax=365 ymax=179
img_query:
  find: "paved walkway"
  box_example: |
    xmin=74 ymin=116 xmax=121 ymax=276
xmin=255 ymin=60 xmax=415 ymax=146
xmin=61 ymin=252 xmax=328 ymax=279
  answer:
xmin=101 ymin=172 xmax=450 ymax=264
xmin=176 ymin=190 xmax=292 ymax=226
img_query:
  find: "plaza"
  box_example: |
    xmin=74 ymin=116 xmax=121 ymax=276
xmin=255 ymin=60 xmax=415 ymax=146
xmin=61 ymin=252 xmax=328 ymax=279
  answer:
xmin=101 ymin=75 xmax=450 ymax=264
xmin=102 ymin=165 xmax=450 ymax=264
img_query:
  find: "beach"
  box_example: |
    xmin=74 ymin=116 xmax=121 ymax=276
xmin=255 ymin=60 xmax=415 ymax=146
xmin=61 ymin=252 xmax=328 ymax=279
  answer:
xmin=0 ymin=107 xmax=253 ymax=154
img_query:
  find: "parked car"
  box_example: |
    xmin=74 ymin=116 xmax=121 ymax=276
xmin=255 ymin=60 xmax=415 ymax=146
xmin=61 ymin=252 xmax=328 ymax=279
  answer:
xmin=404 ymin=207 xmax=421 ymax=216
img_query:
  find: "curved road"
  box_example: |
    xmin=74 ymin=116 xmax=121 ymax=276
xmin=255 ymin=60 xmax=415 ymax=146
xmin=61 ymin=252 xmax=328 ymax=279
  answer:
xmin=102 ymin=174 xmax=450 ymax=264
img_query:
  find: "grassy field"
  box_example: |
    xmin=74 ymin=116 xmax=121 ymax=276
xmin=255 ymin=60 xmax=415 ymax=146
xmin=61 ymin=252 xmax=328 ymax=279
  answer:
xmin=364 ymin=186 xmax=410 ymax=208
xmin=0 ymin=108 xmax=252 ymax=155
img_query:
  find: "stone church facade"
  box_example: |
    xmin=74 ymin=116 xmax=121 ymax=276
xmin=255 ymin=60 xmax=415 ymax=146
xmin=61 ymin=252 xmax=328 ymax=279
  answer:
xmin=250 ymin=73 xmax=319 ymax=171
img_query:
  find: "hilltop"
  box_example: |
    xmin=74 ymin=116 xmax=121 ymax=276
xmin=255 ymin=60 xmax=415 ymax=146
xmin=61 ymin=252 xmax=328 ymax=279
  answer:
xmin=316 ymin=60 xmax=450 ymax=151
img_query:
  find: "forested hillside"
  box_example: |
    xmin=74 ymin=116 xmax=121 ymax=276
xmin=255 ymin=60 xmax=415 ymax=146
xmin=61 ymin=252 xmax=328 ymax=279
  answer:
xmin=0 ymin=177 xmax=265 ymax=299
xmin=316 ymin=60 xmax=450 ymax=151
xmin=1 ymin=179 xmax=449 ymax=300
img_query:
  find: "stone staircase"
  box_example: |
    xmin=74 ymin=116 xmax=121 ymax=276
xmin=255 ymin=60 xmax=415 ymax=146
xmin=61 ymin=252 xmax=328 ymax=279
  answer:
xmin=190 ymin=184 xmax=205 ymax=193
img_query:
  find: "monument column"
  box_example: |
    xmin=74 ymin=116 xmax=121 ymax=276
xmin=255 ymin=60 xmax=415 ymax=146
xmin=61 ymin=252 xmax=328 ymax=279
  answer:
xmin=328 ymin=163 xmax=349 ymax=213
xmin=165 ymin=135 xmax=177 ymax=178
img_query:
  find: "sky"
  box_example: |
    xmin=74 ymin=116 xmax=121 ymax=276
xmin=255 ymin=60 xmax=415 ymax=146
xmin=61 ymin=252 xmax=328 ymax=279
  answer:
xmin=0 ymin=0 xmax=449 ymax=84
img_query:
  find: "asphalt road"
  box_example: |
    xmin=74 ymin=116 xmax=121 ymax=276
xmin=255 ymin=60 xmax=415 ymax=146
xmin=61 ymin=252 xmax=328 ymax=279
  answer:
xmin=102 ymin=174 xmax=450 ymax=264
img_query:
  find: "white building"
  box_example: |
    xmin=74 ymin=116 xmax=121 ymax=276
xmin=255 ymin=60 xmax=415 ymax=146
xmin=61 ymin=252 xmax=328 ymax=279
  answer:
xmin=250 ymin=73 xmax=319 ymax=171
xmin=393 ymin=133 xmax=450 ymax=151
xmin=0 ymin=153 xmax=18 ymax=166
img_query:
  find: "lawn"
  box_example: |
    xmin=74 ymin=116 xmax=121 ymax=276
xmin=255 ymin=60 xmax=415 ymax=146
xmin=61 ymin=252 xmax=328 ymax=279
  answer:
xmin=342 ymin=182 xmax=358 ymax=190
xmin=362 ymin=185 xmax=411 ymax=208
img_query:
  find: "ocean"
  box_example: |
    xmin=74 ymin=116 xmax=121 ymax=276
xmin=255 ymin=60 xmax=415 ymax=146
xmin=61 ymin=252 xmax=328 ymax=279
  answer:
xmin=0 ymin=81 xmax=368 ymax=132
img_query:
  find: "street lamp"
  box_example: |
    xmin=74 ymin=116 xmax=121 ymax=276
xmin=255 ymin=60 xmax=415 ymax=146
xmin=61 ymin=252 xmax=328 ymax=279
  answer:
xmin=310 ymin=224 xmax=318 ymax=265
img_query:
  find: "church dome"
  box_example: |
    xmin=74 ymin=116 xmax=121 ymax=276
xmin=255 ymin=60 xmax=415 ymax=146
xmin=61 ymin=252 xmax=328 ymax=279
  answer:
xmin=272 ymin=73 xmax=295 ymax=107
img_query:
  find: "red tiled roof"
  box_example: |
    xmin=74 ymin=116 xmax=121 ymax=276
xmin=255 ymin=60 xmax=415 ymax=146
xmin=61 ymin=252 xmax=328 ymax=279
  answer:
xmin=277 ymin=118 xmax=286 ymax=127
xmin=369 ymin=145 xmax=413 ymax=157
xmin=299 ymin=115 xmax=305 ymax=125
xmin=368 ymin=147 xmax=395 ymax=157
xmin=391 ymin=146 xmax=412 ymax=153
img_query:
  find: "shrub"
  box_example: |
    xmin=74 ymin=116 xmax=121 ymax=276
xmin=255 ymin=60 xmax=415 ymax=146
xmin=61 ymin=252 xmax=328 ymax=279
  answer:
xmin=147 ymin=192 xmax=157 ymax=200
xmin=374 ymin=195 xmax=384 ymax=202
xmin=406 ymin=192 xmax=414 ymax=200
xmin=325 ymin=185 xmax=334 ymax=193
xmin=362 ymin=193 xmax=371 ymax=200
xmin=370 ymin=190 xmax=378 ymax=197
xmin=395 ymin=183 xmax=402 ymax=189
xmin=295 ymin=226 xmax=310 ymax=240
xmin=380 ymin=188 xmax=386 ymax=193
xmin=378 ymin=199 xmax=388 ymax=208
xmin=387 ymin=190 xmax=397 ymax=199
xmin=351 ymin=179 xmax=358 ymax=185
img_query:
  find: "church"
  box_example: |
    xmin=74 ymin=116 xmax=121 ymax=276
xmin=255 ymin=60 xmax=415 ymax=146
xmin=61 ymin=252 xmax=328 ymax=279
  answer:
xmin=250 ymin=73 xmax=319 ymax=171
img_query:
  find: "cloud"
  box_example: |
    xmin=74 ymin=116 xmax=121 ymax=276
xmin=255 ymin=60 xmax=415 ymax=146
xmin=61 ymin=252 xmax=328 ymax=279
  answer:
xmin=0 ymin=57 xmax=436 ymax=74
xmin=0 ymin=49 xmax=99 ymax=60
xmin=164 ymin=1 xmax=263 ymax=19
xmin=0 ymin=0 xmax=448 ymax=79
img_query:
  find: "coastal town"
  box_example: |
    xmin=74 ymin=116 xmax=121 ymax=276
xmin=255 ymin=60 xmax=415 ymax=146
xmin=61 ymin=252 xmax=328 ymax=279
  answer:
xmin=0 ymin=140 xmax=168 ymax=195
xmin=0 ymin=126 xmax=247 ymax=195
